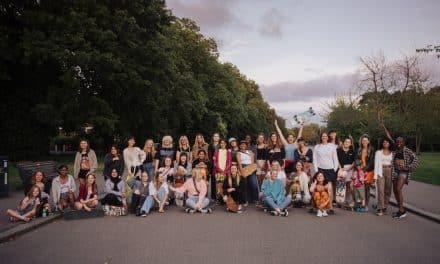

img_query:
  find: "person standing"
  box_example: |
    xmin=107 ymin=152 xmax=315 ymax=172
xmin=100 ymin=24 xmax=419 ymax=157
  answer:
xmin=355 ymin=134 xmax=375 ymax=211
xmin=142 ymin=139 xmax=156 ymax=181
xmin=237 ymin=140 xmax=258 ymax=204
xmin=103 ymin=145 xmax=124 ymax=181
xmin=313 ymin=132 xmax=338 ymax=213
xmin=213 ymin=139 xmax=232 ymax=202
xmin=374 ymin=138 xmax=394 ymax=216
xmin=73 ymin=139 xmax=98 ymax=185
xmin=337 ymin=138 xmax=356 ymax=207
xmin=154 ymin=135 xmax=176 ymax=172
xmin=123 ymin=136 xmax=146 ymax=178
xmin=274 ymin=120 xmax=303 ymax=176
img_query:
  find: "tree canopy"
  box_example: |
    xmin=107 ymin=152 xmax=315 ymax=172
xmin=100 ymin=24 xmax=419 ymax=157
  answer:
xmin=0 ymin=0 xmax=284 ymax=160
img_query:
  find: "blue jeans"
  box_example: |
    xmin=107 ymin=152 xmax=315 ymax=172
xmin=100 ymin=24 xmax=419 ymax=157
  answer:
xmin=264 ymin=194 xmax=292 ymax=210
xmin=245 ymin=172 xmax=259 ymax=203
xmin=142 ymin=162 xmax=155 ymax=182
xmin=141 ymin=187 xmax=167 ymax=213
xmin=185 ymin=196 xmax=210 ymax=210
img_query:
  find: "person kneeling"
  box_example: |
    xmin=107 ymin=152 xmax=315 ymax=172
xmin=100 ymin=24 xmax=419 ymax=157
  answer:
xmin=310 ymin=172 xmax=331 ymax=217
xmin=139 ymin=172 xmax=169 ymax=217
xmin=223 ymin=164 xmax=245 ymax=213
xmin=261 ymin=169 xmax=291 ymax=216
xmin=169 ymin=168 xmax=211 ymax=214
xmin=75 ymin=173 xmax=98 ymax=212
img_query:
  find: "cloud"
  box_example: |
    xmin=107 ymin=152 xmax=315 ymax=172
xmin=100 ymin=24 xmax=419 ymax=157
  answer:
xmin=258 ymin=8 xmax=286 ymax=38
xmin=260 ymin=72 xmax=360 ymax=103
xmin=166 ymin=0 xmax=250 ymax=31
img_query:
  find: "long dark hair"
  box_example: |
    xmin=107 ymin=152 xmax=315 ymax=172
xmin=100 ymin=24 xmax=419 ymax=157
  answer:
xmin=78 ymin=139 xmax=90 ymax=153
xmin=313 ymin=171 xmax=328 ymax=186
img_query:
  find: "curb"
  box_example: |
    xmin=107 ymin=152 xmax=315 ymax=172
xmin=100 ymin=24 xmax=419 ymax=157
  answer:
xmin=370 ymin=191 xmax=440 ymax=224
xmin=0 ymin=212 xmax=62 ymax=243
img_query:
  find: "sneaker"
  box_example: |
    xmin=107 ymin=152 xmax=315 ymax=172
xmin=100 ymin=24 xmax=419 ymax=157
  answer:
xmin=270 ymin=210 xmax=279 ymax=216
xmin=376 ymin=209 xmax=383 ymax=216
xmin=317 ymin=210 xmax=323 ymax=217
xmin=392 ymin=211 xmax=399 ymax=217
xmin=243 ymin=202 xmax=249 ymax=207
xmin=393 ymin=210 xmax=407 ymax=219
xmin=200 ymin=208 xmax=208 ymax=214
xmin=185 ymin=208 xmax=195 ymax=214
xmin=322 ymin=210 xmax=328 ymax=217
xmin=280 ymin=209 xmax=289 ymax=217
xmin=206 ymin=208 xmax=213 ymax=214
xmin=140 ymin=211 xmax=147 ymax=217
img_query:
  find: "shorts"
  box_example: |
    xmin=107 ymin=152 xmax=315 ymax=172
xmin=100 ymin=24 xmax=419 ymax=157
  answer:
xmin=319 ymin=168 xmax=337 ymax=183
xmin=342 ymin=165 xmax=353 ymax=182
xmin=354 ymin=186 xmax=365 ymax=201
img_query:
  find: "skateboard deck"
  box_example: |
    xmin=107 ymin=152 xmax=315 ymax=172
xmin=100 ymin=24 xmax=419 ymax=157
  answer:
xmin=335 ymin=179 xmax=346 ymax=205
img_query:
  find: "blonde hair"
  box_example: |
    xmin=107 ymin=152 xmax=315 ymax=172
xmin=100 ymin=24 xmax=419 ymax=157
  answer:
xmin=162 ymin=135 xmax=173 ymax=147
xmin=143 ymin=139 xmax=156 ymax=158
xmin=192 ymin=168 xmax=203 ymax=182
xmin=193 ymin=133 xmax=206 ymax=147
xmin=228 ymin=164 xmax=241 ymax=187
xmin=179 ymin=135 xmax=190 ymax=149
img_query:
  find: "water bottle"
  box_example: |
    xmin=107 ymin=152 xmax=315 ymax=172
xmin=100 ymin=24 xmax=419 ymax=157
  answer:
xmin=42 ymin=207 xmax=47 ymax=218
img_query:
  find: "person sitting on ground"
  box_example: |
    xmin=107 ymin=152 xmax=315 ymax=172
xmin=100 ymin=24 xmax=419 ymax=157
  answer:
xmin=222 ymin=164 xmax=245 ymax=213
xmin=7 ymin=185 xmax=41 ymax=222
xmin=266 ymin=159 xmax=287 ymax=186
xmin=128 ymin=171 xmax=150 ymax=215
xmin=139 ymin=171 xmax=169 ymax=217
xmin=310 ymin=171 xmax=331 ymax=217
xmin=169 ymin=168 xmax=212 ymax=214
xmin=75 ymin=173 xmax=98 ymax=211
xmin=261 ymin=169 xmax=291 ymax=217
xmin=51 ymin=165 xmax=76 ymax=211
xmin=26 ymin=171 xmax=50 ymax=216
xmin=101 ymin=168 xmax=126 ymax=212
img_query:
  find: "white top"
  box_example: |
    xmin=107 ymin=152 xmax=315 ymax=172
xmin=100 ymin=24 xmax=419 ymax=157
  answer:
xmin=382 ymin=153 xmax=392 ymax=166
xmin=60 ymin=181 xmax=71 ymax=194
xmin=123 ymin=147 xmax=146 ymax=169
xmin=313 ymin=144 xmax=339 ymax=172
xmin=239 ymin=151 xmax=252 ymax=165
xmin=149 ymin=182 xmax=169 ymax=196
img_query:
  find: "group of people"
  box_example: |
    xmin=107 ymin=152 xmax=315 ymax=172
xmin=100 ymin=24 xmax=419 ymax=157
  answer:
xmin=7 ymin=122 xmax=419 ymax=221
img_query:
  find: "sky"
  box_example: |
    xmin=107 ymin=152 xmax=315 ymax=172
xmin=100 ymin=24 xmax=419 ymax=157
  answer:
xmin=166 ymin=0 xmax=440 ymax=126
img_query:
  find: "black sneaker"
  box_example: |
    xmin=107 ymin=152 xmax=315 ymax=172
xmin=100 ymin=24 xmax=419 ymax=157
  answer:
xmin=383 ymin=208 xmax=388 ymax=215
xmin=185 ymin=208 xmax=195 ymax=214
xmin=206 ymin=208 xmax=213 ymax=214
xmin=140 ymin=211 xmax=147 ymax=217
xmin=376 ymin=209 xmax=383 ymax=216
xmin=270 ymin=210 xmax=278 ymax=216
xmin=392 ymin=211 xmax=399 ymax=218
xmin=280 ymin=209 xmax=289 ymax=217
xmin=393 ymin=210 xmax=407 ymax=219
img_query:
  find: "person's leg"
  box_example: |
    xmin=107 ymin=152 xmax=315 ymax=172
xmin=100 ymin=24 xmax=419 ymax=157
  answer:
xmin=141 ymin=196 xmax=154 ymax=214
xmin=7 ymin=209 xmax=26 ymax=221
xmin=131 ymin=193 xmax=141 ymax=214
xmin=211 ymin=175 xmax=217 ymax=200
xmin=157 ymin=187 xmax=168 ymax=212
xmin=248 ymin=173 xmax=259 ymax=202
xmin=376 ymin=176 xmax=385 ymax=210
xmin=200 ymin=197 xmax=210 ymax=209
xmin=396 ymin=175 xmax=406 ymax=212
xmin=264 ymin=196 xmax=278 ymax=211
xmin=68 ymin=193 xmax=75 ymax=209
xmin=75 ymin=202 xmax=83 ymax=210
xmin=364 ymin=184 xmax=370 ymax=207
xmin=280 ymin=195 xmax=292 ymax=210
xmin=22 ymin=208 xmax=37 ymax=219
xmin=185 ymin=196 xmax=198 ymax=210
xmin=384 ymin=168 xmax=392 ymax=209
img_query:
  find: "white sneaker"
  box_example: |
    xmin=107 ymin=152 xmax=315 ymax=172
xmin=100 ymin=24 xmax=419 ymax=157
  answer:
xmin=322 ymin=210 xmax=328 ymax=217
xmin=317 ymin=210 xmax=323 ymax=217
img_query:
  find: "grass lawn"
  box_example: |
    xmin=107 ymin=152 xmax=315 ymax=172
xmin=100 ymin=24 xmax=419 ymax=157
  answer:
xmin=8 ymin=153 xmax=105 ymax=191
xmin=412 ymin=152 xmax=440 ymax=185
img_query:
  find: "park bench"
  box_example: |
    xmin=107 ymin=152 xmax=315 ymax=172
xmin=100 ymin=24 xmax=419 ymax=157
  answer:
xmin=16 ymin=161 xmax=58 ymax=194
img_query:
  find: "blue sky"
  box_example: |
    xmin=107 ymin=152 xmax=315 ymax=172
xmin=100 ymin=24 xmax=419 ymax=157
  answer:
xmin=166 ymin=0 xmax=440 ymax=125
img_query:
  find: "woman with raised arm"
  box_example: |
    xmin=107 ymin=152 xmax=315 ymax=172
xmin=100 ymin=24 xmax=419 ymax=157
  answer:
xmin=381 ymin=124 xmax=419 ymax=219
xmin=73 ymin=139 xmax=98 ymax=185
xmin=274 ymin=120 xmax=303 ymax=176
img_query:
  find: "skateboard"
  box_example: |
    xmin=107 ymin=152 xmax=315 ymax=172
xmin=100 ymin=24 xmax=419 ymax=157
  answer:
xmin=292 ymin=107 xmax=316 ymax=125
xmin=335 ymin=178 xmax=346 ymax=205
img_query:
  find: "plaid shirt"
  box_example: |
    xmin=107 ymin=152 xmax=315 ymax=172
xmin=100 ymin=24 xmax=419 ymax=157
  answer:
xmin=392 ymin=146 xmax=419 ymax=182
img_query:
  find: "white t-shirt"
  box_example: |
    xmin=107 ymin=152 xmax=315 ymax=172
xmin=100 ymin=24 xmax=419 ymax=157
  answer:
xmin=382 ymin=153 xmax=393 ymax=166
xmin=149 ymin=182 xmax=169 ymax=196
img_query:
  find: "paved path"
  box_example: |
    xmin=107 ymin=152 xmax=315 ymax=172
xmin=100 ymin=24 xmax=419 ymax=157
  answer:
xmin=0 ymin=204 xmax=439 ymax=264
xmin=398 ymin=181 xmax=440 ymax=214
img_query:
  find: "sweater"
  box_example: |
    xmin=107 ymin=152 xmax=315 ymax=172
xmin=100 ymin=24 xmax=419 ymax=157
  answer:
xmin=103 ymin=153 xmax=124 ymax=177
xmin=261 ymin=178 xmax=286 ymax=205
xmin=51 ymin=174 xmax=76 ymax=204
xmin=104 ymin=178 xmax=126 ymax=201
xmin=123 ymin=147 xmax=146 ymax=177
xmin=174 ymin=178 xmax=207 ymax=206
xmin=73 ymin=149 xmax=98 ymax=178
xmin=313 ymin=144 xmax=338 ymax=172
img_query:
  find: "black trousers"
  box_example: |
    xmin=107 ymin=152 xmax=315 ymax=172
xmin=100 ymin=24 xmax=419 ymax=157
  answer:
xmin=101 ymin=193 xmax=123 ymax=207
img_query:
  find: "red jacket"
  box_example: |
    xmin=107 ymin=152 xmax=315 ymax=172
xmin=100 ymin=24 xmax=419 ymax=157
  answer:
xmin=213 ymin=149 xmax=232 ymax=175
xmin=76 ymin=184 xmax=97 ymax=202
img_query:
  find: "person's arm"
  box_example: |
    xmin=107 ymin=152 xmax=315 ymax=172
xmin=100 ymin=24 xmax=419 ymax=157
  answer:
xmin=274 ymin=119 xmax=288 ymax=146
xmin=118 ymin=155 xmax=125 ymax=177
xmin=19 ymin=197 xmax=31 ymax=211
xmin=104 ymin=153 xmax=112 ymax=167
xmin=196 ymin=180 xmax=208 ymax=208
xmin=381 ymin=123 xmax=395 ymax=144
xmin=332 ymin=148 xmax=339 ymax=171
xmin=73 ymin=152 xmax=80 ymax=178
xmin=138 ymin=148 xmax=146 ymax=164
xmin=123 ymin=149 xmax=131 ymax=173
xmin=225 ymin=150 xmax=232 ymax=173
xmin=70 ymin=176 xmax=76 ymax=193
xmin=313 ymin=146 xmax=318 ymax=172
xmin=89 ymin=150 xmax=98 ymax=173
xmin=294 ymin=124 xmax=304 ymax=146
xmin=374 ymin=151 xmax=381 ymax=180
xmin=249 ymin=151 xmax=255 ymax=164
xmin=406 ymin=148 xmax=420 ymax=172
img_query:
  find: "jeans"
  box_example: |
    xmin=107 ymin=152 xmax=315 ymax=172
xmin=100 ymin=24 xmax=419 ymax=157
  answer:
xmin=243 ymin=169 xmax=259 ymax=203
xmin=185 ymin=196 xmax=210 ymax=210
xmin=142 ymin=162 xmax=155 ymax=182
xmin=264 ymin=194 xmax=292 ymax=210
xmin=141 ymin=187 xmax=167 ymax=214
